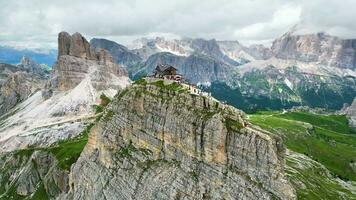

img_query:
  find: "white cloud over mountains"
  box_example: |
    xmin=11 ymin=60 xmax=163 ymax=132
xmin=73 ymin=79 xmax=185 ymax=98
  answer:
xmin=0 ymin=0 xmax=355 ymax=50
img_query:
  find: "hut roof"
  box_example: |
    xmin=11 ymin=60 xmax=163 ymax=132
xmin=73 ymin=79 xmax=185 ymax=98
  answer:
xmin=156 ymin=64 xmax=177 ymax=72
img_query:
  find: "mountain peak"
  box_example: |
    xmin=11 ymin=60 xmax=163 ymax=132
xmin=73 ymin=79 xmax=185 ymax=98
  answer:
xmin=20 ymin=55 xmax=31 ymax=66
xmin=45 ymin=31 xmax=128 ymax=93
xmin=58 ymin=31 xmax=96 ymax=60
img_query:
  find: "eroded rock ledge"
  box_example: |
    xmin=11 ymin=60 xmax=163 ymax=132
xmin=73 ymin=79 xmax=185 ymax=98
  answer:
xmin=60 ymin=81 xmax=296 ymax=200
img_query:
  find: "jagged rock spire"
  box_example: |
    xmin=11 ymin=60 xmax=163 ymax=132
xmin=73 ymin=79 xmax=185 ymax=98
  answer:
xmin=58 ymin=31 xmax=96 ymax=60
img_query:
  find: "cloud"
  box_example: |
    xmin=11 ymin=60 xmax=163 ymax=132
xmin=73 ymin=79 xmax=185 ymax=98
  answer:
xmin=0 ymin=0 xmax=355 ymax=49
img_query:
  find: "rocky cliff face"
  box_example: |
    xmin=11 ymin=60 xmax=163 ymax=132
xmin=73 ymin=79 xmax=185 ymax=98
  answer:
xmin=59 ymin=81 xmax=296 ymax=200
xmin=0 ymin=58 xmax=48 ymax=116
xmin=217 ymin=41 xmax=272 ymax=63
xmin=271 ymin=32 xmax=356 ymax=69
xmin=0 ymin=72 xmax=44 ymax=115
xmin=17 ymin=56 xmax=50 ymax=78
xmin=130 ymin=37 xmax=239 ymax=66
xmin=90 ymin=38 xmax=142 ymax=69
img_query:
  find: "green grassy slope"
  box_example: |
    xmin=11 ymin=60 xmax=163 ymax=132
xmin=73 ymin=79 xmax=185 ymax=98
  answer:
xmin=249 ymin=111 xmax=356 ymax=199
xmin=286 ymin=151 xmax=356 ymax=200
xmin=0 ymin=123 xmax=92 ymax=200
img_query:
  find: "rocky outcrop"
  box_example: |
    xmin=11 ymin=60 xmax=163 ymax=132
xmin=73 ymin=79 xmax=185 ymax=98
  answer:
xmin=0 ymin=72 xmax=43 ymax=115
xmin=0 ymin=60 xmax=47 ymax=116
xmin=45 ymin=32 xmax=128 ymax=93
xmin=247 ymin=44 xmax=273 ymax=60
xmin=60 ymin=81 xmax=296 ymax=200
xmin=271 ymin=32 xmax=356 ymax=69
xmin=189 ymin=38 xmax=239 ymax=66
xmin=217 ymin=41 xmax=272 ymax=63
xmin=0 ymin=150 xmax=69 ymax=199
xmin=58 ymin=32 xmax=96 ymax=60
xmin=17 ymin=56 xmax=50 ymax=78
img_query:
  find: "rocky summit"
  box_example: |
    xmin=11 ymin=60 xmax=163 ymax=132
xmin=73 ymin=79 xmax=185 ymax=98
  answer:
xmin=0 ymin=32 xmax=129 ymax=152
xmin=59 ymin=80 xmax=296 ymax=200
xmin=272 ymin=32 xmax=356 ymax=69
xmin=45 ymin=32 xmax=128 ymax=93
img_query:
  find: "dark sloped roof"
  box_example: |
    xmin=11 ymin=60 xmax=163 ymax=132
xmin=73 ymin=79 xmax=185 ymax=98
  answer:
xmin=156 ymin=64 xmax=177 ymax=72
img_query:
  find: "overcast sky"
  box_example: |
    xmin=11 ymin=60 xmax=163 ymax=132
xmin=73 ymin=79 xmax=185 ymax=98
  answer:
xmin=1 ymin=0 xmax=356 ymax=50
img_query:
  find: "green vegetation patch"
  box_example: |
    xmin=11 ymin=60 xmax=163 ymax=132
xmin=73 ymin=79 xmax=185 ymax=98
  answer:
xmin=225 ymin=118 xmax=244 ymax=132
xmin=286 ymin=152 xmax=356 ymax=200
xmin=0 ymin=177 xmax=49 ymax=200
xmin=278 ymin=112 xmax=355 ymax=134
xmin=133 ymin=78 xmax=147 ymax=85
xmin=46 ymin=123 xmax=94 ymax=170
xmin=103 ymin=110 xmax=114 ymax=122
xmin=95 ymin=94 xmax=112 ymax=114
xmin=149 ymin=80 xmax=187 ymax=93
xmin=99 ymin=94 xmax=111 ymax=106
xmin=116 ymin=88 xmax=129 ymax=100
xmin=95 ymin=105 xmax=104 ymax=114
xmin=116 ymin=141 xmax=138 ymax=159
xmin=249 ymin=111 xmax=356 ymax=181
xmin=12 ymin=123 xmax=94 ymax=172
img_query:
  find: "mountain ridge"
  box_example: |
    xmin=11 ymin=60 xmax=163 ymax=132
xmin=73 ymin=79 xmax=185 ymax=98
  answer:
xmin=90 ymin=31 xmax=356 ymax=111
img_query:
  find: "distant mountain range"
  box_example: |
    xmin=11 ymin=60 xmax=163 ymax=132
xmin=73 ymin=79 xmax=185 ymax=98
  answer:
xmin=90 ymin=30 xmax=356 ymax=111
xmin=0 ymin=31 xmax=355 ymax=199
xmin=0 ymin=46 xmax=57 ymax=67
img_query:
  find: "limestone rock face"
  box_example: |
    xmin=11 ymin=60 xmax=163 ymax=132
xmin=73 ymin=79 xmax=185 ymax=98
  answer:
xmin=272 ymin=32 xmax=356 ymax=69
xmin=46 ymin=32 xmax=128 ymax=93
xmin=0 ymin=72 xmax=42 ymax=115
xmin=0 ymin=150 xmax=69 ymax=199
xmin=0 ymin=61 xmax=47 ymax=116
xmin=58 ymin=31 xmax=71 ymax=57
xmin=90 ymin=38 xmax=142 ymax=69
xmin=18 ymin=56 xmax=50 ymax=78
xmin=60 ymin=83 xmax=296 ymax=200
xmin=58 ymin=32 xmax=95 ymax=60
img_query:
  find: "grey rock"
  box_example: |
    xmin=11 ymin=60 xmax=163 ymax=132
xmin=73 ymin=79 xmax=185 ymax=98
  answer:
xmin=272 ymin=32 xmax=356 ymax=69
xmin=0 ymin=61 xmax=46 ymax=116
xmin=18 ymin=56 xmax=50 ymax=78
xmin=46 ymin=32 xmax=128 ymax=93
xmin=0 ymin=150 xmax=69 ymax=199
xmin=60 ymin=83 xmax=296 ymax=200
xmin=90 ymin=38 xmax=142 ymax=69
xmin=58 ymin=32 xmax=96 ymax=60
